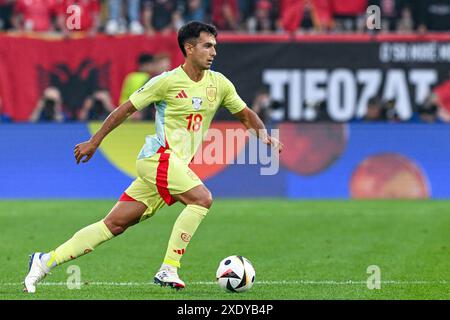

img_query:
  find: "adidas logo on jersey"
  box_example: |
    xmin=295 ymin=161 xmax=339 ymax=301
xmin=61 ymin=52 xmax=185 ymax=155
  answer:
xmin=176 ymin=90 xmax=188 ymax=98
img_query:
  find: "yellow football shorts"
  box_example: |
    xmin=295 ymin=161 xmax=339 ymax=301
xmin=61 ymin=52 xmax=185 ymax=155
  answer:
xmin=119 ymin=150 xmax=203 ymax=221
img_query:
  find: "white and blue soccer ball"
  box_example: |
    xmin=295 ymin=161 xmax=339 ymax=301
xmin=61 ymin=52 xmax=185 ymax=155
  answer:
xmin=216 ymin=255 xmax=256 ymax=293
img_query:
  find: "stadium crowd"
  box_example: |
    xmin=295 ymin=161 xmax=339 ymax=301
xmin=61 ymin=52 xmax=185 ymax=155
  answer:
xmin=0 ymin=0 xmax=449 ymax=35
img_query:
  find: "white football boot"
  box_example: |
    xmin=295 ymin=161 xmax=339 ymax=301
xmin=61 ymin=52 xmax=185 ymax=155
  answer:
xmin=153 ymin=267 xmax=185 ymax=290
xmin=23 ymin=253 xmax=50 ymax=293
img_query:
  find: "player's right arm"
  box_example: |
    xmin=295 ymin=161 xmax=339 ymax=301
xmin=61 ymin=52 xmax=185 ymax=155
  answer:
xmin=74 ymin=100 xmax=137 ymax=164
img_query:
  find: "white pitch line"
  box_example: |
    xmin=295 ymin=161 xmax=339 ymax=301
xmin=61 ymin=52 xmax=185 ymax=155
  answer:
xmin=2 ymin=280 xmax=449 ymax=286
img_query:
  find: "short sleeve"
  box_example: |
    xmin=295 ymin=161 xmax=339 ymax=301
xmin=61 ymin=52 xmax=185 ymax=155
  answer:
xmin=129 ymin=72 xmax=169 ymax=110
xmin=220 ymin=74 xmax=246 ymax=114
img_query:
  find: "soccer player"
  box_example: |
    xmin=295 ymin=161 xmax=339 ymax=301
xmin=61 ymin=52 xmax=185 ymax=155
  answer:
xmin=24 ymin=21 xmax=283 ymax=293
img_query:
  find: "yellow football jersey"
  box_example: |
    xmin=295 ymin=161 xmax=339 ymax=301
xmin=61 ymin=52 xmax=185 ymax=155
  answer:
xmin=129 ymin=66 xmax=246 ymax=163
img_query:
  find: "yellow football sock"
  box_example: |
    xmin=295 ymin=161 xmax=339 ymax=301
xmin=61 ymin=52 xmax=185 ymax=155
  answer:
xmin=51 ymin=220 xmax=114 ymax=266
xmin=163 ymin=204 xmax=209 ymax=268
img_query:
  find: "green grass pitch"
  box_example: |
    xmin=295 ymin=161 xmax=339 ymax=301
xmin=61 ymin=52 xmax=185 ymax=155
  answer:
xmin=0 ymin=199 xmax=449 ymax=300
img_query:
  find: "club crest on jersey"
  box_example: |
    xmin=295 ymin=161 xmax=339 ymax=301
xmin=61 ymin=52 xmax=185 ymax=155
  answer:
xmin=192 ymin=97 xmax=202 ymax=111
xmin=206 ymin=86 xmax=217 ymax=102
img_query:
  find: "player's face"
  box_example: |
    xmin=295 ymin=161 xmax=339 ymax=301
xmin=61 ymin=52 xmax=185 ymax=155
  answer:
xmin=190 ymin=32 xmax=217 ymax=70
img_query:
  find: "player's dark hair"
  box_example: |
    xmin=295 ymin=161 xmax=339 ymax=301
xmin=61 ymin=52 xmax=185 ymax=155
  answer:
xmin=178 ymin=21 xmax=218 ymax=57
xmin=138 ymin=54 xmax=154 ymax=65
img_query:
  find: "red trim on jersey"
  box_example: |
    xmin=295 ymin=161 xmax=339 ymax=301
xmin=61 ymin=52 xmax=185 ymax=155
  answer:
xmin=119 ymin=192 xmax=137 ymax=202
xmin=156 ymin=152 xmax=176 ymax=206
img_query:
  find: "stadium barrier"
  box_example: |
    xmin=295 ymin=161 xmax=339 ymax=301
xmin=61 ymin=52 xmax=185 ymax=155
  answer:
xmin=1 ymin=34 xmax=449 ymax=121
xmin=0 ymin=34 xmax=184 ymax=121
xmin=214 ymin=34 xmax=450 ymax=122
xmin=1 ymin=122 xmax=449 ymax=199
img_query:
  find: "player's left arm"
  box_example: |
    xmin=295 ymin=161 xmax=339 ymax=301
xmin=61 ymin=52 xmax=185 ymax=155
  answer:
xmin=233 ymin=106 xmax=284 ymax=153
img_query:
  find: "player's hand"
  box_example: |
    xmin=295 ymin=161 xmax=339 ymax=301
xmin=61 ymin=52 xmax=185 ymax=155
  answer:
xmin=263 ymin=136 xmax=284 ymax=153
xmin=74 ymin=140 xmax=98 ymax=164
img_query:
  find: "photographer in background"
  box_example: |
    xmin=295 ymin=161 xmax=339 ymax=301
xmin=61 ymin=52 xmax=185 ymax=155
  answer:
xmin=30 ymin=87 xmax=66 ymax=122
xmin=251 ymin=87 xmax=285 ymax=127
xmin=251 ymin=87 xmax=271 ymax=125
xmin=78 ymin=89 xmax=114 ymax=121
xmin=382 ymin=98 xmax=400 ymax=122
xmin=0 ymin=0 xmax=14 ymax=31
xmin=362 ymin=97 xmax=384 ymax=122
xmin=417 ymin=99 xmax=439 ymax=123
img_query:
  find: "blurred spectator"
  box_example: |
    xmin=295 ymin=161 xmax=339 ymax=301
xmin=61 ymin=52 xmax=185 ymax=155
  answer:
xmin=408 ymin=90 xmax=443 ymax=123
xmin=119 ymin=53 xmax=155 ymax=105
xmin=30 ymin=87 xmax=66 ymax=122
xmin=211 ymin=0 xmax=240 ymax=31
xmin=78 ymin=89 xmax=114 ymax=121
xmin=416 ymin=0 xmax=450 ymax=32
xmin=279 ymin=0 xmax=301 ymax=32
xmin=118 ymin=52 xmax=171 ymax=121
xmin=182 ymin=0 xmax=207 ymax=23
xmin=382 ymin=99 xmax=400 ymax=122
xmin=153 ymin=52 xmax=172 ymax=74
xmin=362 ymin=97 xmax=384 ymax=121
xmin=311 ymin=100 xmax=331 ymax=121
xmin=307 ymin=0 xmax=333 ymax=32
xmin=136 ymin=52 xmax=172 ymax=120
xmin=416 ymin=95 xmax=439 ymax=123
xmin=270 ymin=100 xmax=285 ymax=123
xmin=56 ymin=0 xmax=101 ymax=37
xmin=105 ymin=0 xmax=144 ymax=35
xmin=251 ymin=87 xmax=272 ymax=124
xmin=331 ymin=0 xmax=367 ymax=32
xmin=142 ymin=0 xmax=183 ymax=35
xmin=437 ymin=107 xmax=450 ymax=123
xmin=247 ymin=0 xmax=278 ymax=33
xmin=251 ymin=87 xmax=285 ymax=126
xmin=239 ymin=0 xmax=255 ymax=30
xmin=396 ymin=3 xmax=414 ymax=33
xmin=0 ymin=0 xmax=14 ymax=31
xmin=12 ymin=0 xmax=59 ymax=32
xmin=279 ymin=0 xmax=333 ymax=33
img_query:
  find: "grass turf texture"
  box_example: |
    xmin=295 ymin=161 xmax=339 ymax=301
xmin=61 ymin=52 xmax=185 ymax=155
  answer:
xmin=0 ymin=199 xmax=449 ymax=300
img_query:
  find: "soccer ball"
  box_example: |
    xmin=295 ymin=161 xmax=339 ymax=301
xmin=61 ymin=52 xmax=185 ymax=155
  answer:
xmin=216 ymin=255 xmax=256 ymax=293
